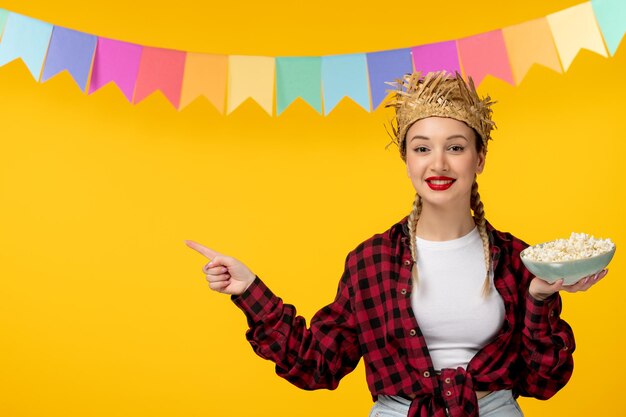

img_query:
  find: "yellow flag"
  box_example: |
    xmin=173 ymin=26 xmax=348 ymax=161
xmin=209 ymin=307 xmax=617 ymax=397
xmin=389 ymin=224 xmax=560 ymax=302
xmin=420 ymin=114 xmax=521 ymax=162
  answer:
xmin=227 ymin=55 xmax=275 ymax=115
xmin=547 ymin=2 xmax=608 ymax=71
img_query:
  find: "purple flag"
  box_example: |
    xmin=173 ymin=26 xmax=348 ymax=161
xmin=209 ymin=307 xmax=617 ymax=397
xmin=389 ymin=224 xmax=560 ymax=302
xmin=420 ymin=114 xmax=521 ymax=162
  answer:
xmin=88 ymin=37 xmax=142 ymax=102
xmin=411 ymin=40 xmax=462 ymax=76
xmin=366 ymin=48 xmax=413 ymax=110
xmin=41 ymin=27 xmax=97 ymax=91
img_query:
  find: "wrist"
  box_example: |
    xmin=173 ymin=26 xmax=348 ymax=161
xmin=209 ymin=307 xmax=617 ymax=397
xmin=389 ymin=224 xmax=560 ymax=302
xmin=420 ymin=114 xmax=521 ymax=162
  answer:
xmin=529 ymin=290 xmax=557 ymax=303
xmin=529 ymin=290 xmax=548 ymax=301
xmin=243 ymin=275 xmax=255 ymax=292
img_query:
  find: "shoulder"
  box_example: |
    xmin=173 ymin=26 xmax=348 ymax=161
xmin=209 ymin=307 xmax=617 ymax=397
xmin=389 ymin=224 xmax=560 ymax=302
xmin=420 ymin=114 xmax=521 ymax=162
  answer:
xmin=486 ymin=220 xmax=530 ymax=254
xmin=486 ymin=220 xmax=534 ymax=284
xmin=339 ymin=216 xmax=409 ymax=287
xmin=350 ymin=215 xmax=409 ymax=254
xmin=341 ymin=216 xmax=409 ymax=272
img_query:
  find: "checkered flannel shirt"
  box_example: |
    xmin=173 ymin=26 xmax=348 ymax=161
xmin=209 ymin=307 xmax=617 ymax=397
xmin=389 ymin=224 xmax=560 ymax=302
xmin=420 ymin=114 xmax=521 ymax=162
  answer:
xmin=232 ymin=216 xmax=575 ymax=417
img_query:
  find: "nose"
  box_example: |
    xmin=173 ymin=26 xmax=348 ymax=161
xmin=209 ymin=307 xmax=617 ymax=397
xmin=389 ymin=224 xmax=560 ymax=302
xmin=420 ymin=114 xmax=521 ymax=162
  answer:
xmin=431 ymin=149 xmax=449 ymax=172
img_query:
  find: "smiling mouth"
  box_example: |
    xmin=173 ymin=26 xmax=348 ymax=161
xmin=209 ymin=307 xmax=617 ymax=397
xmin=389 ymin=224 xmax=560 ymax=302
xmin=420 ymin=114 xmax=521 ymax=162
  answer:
xmin=425 ymin=177 xmax=455 ymax=190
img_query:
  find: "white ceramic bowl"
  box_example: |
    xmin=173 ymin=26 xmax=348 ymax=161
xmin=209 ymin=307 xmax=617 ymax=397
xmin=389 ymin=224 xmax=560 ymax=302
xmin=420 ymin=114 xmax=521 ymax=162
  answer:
xmin=520 ymin=245 xmax=616 ymax=285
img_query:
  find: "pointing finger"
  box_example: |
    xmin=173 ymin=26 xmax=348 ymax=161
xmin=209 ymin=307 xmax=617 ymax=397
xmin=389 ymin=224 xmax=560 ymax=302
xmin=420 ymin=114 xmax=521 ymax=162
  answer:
xmin=185 ymin=240 xmax=219 ymax=260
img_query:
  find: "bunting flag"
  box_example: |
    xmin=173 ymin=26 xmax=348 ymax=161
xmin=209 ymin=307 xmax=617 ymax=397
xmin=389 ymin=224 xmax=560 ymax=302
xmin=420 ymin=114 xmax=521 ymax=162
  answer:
xmin=179 ymin=53 xmax=227 ymax=112
xmin=133 ymin=46 xmax=186 ymax=108
xmin=547 ymin=2 xmax=608 ymax=71
xmin=276 ymin=57 xmax=322 ymax=115
xmin=457 ymin=30 xmax=515 ymax=86
xmin=227 ymin=55 xmax=274 ymax=115
xmin=0 ymin=9 xmax=8 ymax=36
xmin=322 ymin=53 xmax=370 ymax=115
xmin=591 ymin=0 xmax=626 ymax=56
xmin=0 ymin=12 xmax=53 ymax=80
xmin=411 ymin=41 xmax=462 ymax=78
xmin=41 ymin=27 xmax=97 ymax=91
xmin=367 ymin=49 xmax=412 ymax=111
xmin=502 ymin=18 xmax=562 ymax=84
xmin=88 ymin=37 xmax=142 ymax=102
xmin=0 ymin=2 xmax=623 ymax=116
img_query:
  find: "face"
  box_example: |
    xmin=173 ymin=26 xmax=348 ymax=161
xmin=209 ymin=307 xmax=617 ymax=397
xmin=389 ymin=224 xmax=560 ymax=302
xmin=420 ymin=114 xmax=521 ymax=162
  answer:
xmin=405 ymin=116 xmax=485 ymax=209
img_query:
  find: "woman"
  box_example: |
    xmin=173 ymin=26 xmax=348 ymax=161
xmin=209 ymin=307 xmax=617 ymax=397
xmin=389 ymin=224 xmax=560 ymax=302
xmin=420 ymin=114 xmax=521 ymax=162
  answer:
xmin=185 ymin=71 xmax=607 ymax=417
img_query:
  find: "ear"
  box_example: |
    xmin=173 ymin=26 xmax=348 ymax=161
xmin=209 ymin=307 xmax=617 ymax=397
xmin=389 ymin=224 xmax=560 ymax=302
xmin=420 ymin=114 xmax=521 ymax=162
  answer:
xmin=476 ymin=149 xmax=486 ymax=174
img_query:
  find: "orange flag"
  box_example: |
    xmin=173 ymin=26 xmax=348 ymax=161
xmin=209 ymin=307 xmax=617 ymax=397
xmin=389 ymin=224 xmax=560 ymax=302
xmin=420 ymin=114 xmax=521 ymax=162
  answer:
xmin=179 ymin=53 xmax=228 ymax=112
xmin=502 ymin=18 xmax=562 ymax=84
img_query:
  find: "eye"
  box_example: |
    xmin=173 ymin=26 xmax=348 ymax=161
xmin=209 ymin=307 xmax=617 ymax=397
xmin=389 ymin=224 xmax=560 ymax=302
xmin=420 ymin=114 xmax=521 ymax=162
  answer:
xmin=413 ymin=146 xmax=429 ymax=153
xmin=449 ymin=145 xmax=465 ymax=152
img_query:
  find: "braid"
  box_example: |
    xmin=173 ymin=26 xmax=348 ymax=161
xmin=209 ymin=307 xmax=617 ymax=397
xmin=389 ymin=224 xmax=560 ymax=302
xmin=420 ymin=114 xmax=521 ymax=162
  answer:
xmin=408 ymin=193 xmax=422 ymax=284
xmin=471 ymin=179 xmax=491 ymax=296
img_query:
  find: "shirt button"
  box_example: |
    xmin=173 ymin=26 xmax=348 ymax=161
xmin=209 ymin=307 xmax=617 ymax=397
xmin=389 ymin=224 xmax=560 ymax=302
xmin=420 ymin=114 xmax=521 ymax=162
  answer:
xmin=446 ymin=390 xmax=452 ymax=397
xmin=400 ymin=288 xmax=407 ymax=295
xmin=562 ymin=346 xmax=569 ymax=351
xmin=423 ymin=371 xmax=430 ymax=378
xmin=445 ymin=377 xmax=451 ymax=384
xmin=550 ymin=310 xmax=556 ymax=317
xmin=404 ymin=259 xmax=412 ymax=266
xmin=409 ymin=329 xmax=417 ymax=336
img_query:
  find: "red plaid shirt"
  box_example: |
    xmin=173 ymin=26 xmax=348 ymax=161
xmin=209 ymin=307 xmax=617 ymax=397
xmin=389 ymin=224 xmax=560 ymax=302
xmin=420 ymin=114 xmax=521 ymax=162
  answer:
xmin=232 ymin=216 xmax=575 ymax=417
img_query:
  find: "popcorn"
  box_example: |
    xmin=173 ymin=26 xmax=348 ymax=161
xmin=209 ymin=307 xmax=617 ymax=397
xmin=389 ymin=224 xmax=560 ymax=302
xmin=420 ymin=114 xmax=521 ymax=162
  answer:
xmin=522 ymin=232 xmax=615 ymax=262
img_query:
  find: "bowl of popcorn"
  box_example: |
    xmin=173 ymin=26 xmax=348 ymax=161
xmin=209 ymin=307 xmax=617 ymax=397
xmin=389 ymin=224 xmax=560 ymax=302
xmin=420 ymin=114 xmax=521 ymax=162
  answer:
xmin=520 ymin=232 xmax=616 ymax=285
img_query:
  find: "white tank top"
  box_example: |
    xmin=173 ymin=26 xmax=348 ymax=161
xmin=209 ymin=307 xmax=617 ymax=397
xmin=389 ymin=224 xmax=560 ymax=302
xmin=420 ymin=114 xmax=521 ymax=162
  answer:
xmin=411 ymin=226 xmax=505 ymax=371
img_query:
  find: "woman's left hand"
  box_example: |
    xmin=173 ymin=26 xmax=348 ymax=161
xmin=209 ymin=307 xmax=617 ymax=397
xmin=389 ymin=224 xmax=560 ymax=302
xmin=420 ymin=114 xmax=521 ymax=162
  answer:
xmin=529 ymin=268 xmax=609 ymax=301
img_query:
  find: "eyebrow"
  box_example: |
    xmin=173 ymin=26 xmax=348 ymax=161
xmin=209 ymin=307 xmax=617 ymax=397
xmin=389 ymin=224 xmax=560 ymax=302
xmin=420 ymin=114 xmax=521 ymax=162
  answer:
xmin=410 ymin=134 xmax=469 ymax=142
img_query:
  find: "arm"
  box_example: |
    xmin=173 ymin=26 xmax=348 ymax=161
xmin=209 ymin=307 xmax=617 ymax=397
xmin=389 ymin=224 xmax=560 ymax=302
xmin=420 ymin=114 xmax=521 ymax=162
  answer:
xmin=516 ymin=289 xmax=575 ymax=399
xmin=515 ymin=239 xmax=609 ymax=398
xmin=185 ymin=239 xmax=362 ymax=390
xmin=511 ymin=240 xmax=576 ymax=399
xmin=231 ymin=257 xmax=361 ymax=390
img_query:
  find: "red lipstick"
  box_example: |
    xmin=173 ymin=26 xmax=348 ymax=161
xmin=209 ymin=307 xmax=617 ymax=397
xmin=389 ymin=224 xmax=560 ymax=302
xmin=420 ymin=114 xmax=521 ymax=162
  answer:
xmin=425 ymin=176 xmax=455 ymax=191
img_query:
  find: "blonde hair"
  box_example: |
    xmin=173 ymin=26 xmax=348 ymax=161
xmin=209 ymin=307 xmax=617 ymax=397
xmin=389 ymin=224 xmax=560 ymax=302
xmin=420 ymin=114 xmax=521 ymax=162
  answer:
xmin=407 ymin=179 xmax=492 ymax=297
xmin=390 ymin=71 xmax=496 ymax=297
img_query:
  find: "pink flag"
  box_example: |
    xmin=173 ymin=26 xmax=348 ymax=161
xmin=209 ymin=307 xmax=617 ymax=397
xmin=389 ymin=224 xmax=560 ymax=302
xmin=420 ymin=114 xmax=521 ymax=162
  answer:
xmin=411 ymin=40 xmax=461 ymax=76
xmin=457 ymin=30 xmax=515 ymax=86
xmin=88 ymin=37 xmax=142 ymax=102
xmin=134 ymin=47 xmax=186 ymax=108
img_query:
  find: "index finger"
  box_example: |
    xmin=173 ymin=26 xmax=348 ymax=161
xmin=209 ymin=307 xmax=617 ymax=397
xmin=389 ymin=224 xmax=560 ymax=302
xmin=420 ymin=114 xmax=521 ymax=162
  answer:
xmin=184 ymin=240 xmax=219 ymax=259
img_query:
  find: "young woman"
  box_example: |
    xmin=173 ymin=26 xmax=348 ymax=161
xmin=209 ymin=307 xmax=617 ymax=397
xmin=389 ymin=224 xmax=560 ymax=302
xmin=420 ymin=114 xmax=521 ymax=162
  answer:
xmin=185 ymin=70 xmax=607 ymax=417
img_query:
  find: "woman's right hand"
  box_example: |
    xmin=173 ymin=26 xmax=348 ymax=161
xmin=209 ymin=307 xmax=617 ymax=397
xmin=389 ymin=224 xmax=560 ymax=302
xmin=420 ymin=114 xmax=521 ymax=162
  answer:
xmin=185 ymin=240 xmax=256 ymax=295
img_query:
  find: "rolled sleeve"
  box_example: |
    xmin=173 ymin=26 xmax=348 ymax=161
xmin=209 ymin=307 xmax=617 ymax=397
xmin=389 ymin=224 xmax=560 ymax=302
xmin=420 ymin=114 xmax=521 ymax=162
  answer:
xmin=524 ymin=292 xmax=561 ymax=337
xmin=231 ymin=276 xmax=280 ymax=325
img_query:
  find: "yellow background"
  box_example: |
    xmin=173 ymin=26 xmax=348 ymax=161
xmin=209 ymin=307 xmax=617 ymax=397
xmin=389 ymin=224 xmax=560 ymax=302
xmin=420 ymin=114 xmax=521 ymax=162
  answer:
xmin=1 ymin=1 xmax=624 ymax=416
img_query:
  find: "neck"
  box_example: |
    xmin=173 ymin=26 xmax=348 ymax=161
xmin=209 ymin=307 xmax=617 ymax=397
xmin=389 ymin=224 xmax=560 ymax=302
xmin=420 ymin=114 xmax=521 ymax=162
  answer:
xmin=415 ymin=202 xmax=476 ymax=241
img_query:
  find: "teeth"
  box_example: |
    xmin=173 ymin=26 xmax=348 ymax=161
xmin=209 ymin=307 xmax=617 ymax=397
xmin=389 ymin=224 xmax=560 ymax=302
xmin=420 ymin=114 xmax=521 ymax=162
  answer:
xmin=430 ymin=180 xmax=453 ymax=185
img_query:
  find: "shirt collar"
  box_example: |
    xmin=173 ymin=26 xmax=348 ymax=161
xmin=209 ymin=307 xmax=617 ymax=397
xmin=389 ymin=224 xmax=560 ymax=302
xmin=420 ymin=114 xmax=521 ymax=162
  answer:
xmin=392 ymin=216 xmax=507 ymax=263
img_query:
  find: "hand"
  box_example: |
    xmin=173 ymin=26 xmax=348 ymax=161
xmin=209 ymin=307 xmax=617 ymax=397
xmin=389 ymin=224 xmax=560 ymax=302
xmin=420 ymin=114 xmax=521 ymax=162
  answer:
xmin=185 ymin=240 xmax=256 ymax=295
xmin=529 ymin=268 xmax=609 ymax=301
